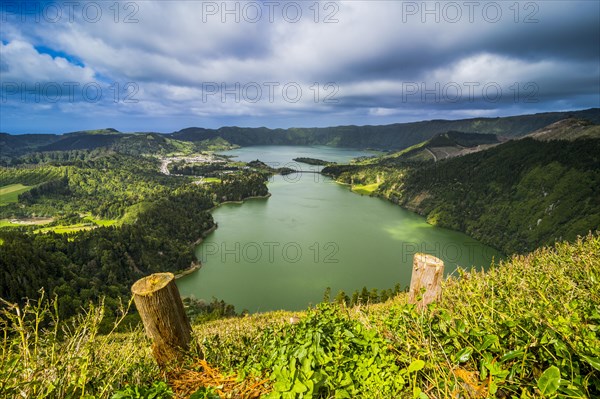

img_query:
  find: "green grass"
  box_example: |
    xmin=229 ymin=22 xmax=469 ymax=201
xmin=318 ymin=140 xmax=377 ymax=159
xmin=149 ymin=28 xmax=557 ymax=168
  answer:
xmin=34 ymin=224 xmax=96 ymax=234
xmin=201 ymin=177 xmax=222 ymax=184
xmin=83 ymin=215 xmax=118 ymax=227
xmin=0 ymin=218 xmax=54 ymax=228
xmin=120 ymin=202 xmax=152 ymax=225
xmin=0 ymin=220 xmax=17 ymax=228
xmin=0 ymin=295 xmax=157 ymax=399
xmin=351 ymin=182 xmax=380 ymax=195
xmin=0 ymin=217 xmax=110 ymax=234
xmin=0 ymin=184 xmax=33 ymax=205
xmin=1 ymin=234 xmax=598 ymax=398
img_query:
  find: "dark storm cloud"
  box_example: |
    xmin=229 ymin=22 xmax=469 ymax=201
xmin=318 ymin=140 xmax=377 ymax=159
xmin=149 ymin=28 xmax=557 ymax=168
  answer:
xmin=467 ymin=7 xmax=599 ymax=61
xmin=0 ymin=0 xmax=598 ymax=133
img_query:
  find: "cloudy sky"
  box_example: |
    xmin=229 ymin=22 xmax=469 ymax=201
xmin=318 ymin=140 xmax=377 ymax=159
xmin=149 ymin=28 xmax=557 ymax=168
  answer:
xmin=1 ymin=0 xmax=598 ymax=134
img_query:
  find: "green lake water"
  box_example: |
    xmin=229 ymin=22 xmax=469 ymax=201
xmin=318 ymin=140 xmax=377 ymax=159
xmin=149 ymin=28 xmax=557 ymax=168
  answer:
xmin=177 ymin=146 xmax=502 ymax=312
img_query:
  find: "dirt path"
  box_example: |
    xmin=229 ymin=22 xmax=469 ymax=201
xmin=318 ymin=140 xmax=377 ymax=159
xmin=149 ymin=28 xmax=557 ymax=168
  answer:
xmin=160 ymin=159 xmax=171 ymax=175
xmin=425 ymin=148 xmax=437 ymax=162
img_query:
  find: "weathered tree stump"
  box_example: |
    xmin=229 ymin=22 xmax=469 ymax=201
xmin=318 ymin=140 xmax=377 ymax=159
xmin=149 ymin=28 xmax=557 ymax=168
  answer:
xmin=408 ymin=253 xmax=445 ymax=309
xmin=131 ymin=272 xmax=193 ymax=368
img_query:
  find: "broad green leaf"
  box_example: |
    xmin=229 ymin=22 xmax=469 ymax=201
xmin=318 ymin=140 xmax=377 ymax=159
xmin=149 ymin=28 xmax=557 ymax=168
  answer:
xmin=301 ymin=357 xmax=312 ymax=374
xmin=489 ymin=379 xmax=498 ymax=395
xmin=478 ymin=334 xmax=498 ymax=351
xmin=335 ymin=388 xmax=351 ymax=399
xmin=500 ymin=349 xmax=525 ymax=363
xmin=454 ymin=347 xmax=473 ymax=363
xmin=455 ymin=348 xmax=473 ymax=363
xmin=414 ymin=386 xmax=428 ymax=399
xmin=408 ymin=359 xmax=425 ymax=373
xmin=305 ymin=379 xmax=315 ymax=395
xmin=559 ymin=386 xmax=586 ymax=398
xmin=537 ymin=366 xmax=561 ymax=396
xmin=296 ymin=347 xmax=307 ymax=360
xmin=580 ymin=355 xmax=600 ymax=371
xmin=292 ymin=380 xmax=307 ymax=393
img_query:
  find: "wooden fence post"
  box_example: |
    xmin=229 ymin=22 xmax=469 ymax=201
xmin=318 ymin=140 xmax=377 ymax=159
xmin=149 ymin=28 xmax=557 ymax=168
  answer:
xmin=408 ymin=253 xmax=444 ymax=309
xmin=131 ymin=272 xmax=194 ymax=368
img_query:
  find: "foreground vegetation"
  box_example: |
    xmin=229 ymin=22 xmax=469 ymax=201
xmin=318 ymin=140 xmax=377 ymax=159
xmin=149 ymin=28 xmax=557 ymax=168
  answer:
xmin=1 ymin=234 xmax=597 ymax=398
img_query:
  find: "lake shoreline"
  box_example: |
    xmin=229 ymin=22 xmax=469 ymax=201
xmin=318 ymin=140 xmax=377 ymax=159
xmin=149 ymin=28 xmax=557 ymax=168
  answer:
xmin=328 ymin=175 xmax=505 ymax=255
xmin=175 ymin=224 xmax=218 ymax=279
xmin=174 ymin=262 xmax=201 ymax=279
xmin=176 ymin=193 xmax=272 ymax=279
xmin=192 ymin=223 xmax=218 ymax=246
xmin=210 ymin=193 xmax=272 ymax=210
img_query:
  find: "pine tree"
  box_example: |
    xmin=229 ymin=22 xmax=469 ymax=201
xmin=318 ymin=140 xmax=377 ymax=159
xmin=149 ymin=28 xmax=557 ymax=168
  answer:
xmin=334 ymin=290 xmax=349 ymax=306
xmin=323 ymin=287 xmax=331 ymax=303
xmin=360 ymin=286 xmax=369 ymax=304
xmin=351 ymin=291 xmax=359 ymax=306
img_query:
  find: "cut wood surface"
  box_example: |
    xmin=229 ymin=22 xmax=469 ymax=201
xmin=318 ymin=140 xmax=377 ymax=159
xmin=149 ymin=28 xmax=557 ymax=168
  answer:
xmin=408 ymin=253 xmax=445 ymax=308
xmin=132 ymin=272 xmax=194 ymax=368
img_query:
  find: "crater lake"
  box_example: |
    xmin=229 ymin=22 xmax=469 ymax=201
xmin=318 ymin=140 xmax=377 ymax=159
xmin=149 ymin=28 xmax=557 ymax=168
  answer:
xmin=177 ymin=146 xmax=502 ymax=312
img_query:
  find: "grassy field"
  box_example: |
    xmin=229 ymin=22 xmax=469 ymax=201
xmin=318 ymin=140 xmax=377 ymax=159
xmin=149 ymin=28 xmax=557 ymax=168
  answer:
xmin=83 ymin=215 xmax=118 ymax=227
xmin=351 ymin=182 xmax=380 ymax=195
xmin=34 ymin=224 xmax=97 ymax=234
xmin=0 ymin=184 xmax=32 ymax=205
xmin=0 ymin=216 xmax=115 ymax=235
xmin=201 ymin=177 xmax=222 ymax=184
xmin=0 ymin=218 xmax=54 ymax=228
xmin=0 ymin=220 xmax=17 ymax=228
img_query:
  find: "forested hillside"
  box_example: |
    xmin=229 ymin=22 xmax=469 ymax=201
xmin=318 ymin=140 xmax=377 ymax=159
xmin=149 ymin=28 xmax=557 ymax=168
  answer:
xmin=355 ymin=131 xmax=503 ymax=163
xmin=525 ymin=118 xmax=600 ymax=141
xmin=0 ymin=150 xmax=270 ymax=323
xmin=0 ymin=131 xmax=234 ymax=161
xmin=324 ymin=136 xmax=600 ymax=254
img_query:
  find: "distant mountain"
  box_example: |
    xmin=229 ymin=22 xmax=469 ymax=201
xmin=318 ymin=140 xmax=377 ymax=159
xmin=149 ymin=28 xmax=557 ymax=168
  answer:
xmin=0 ymin=128 xmax=123 ymax=156
xmin=2 ymin=109 xmax=599 ymax=158
xmin=62 ymin=128 xmax=122 ymax=136
xmin=0 ymin=130 xmax=203 ymax=159
xmin=170 ymin=108 xmax=600 ymax=149
xmin=40 ymin=133 xmax=122 ymax=151
xmin=367 ymin=131 xmax=503 ymax=163
xmin=109 ymin=133 xmax=199 ymax=155
xmin=524 ymin=118 xmax=600 ymax=141
xmin=0 ymin=133 xmax=61 ymax=156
